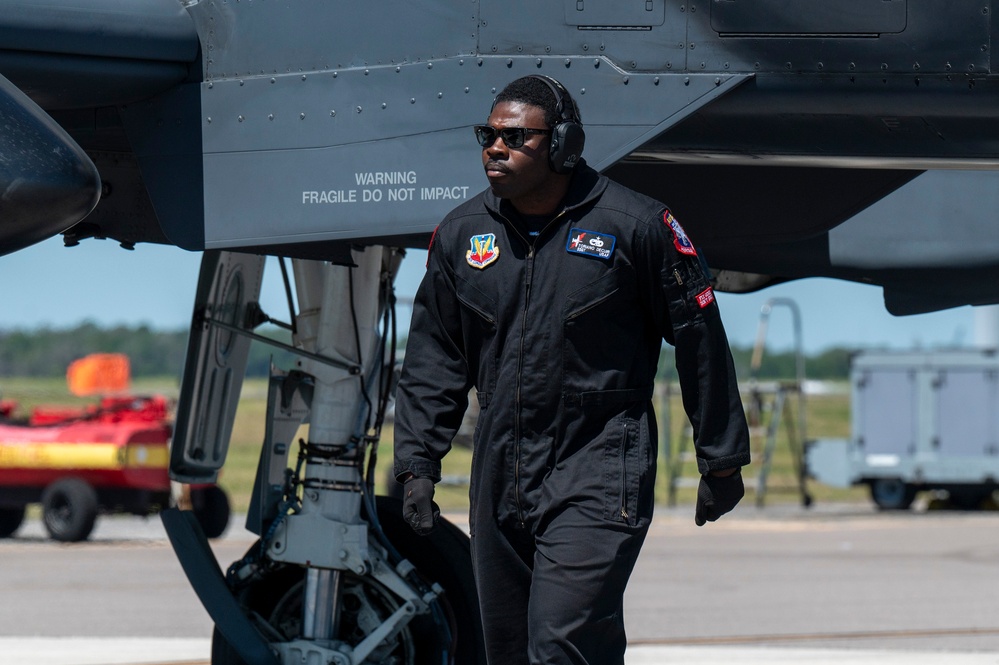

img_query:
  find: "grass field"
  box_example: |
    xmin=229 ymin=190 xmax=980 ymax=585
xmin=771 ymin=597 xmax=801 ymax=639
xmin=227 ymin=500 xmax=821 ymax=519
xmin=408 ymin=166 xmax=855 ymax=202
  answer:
xmin=1 ymin=376 xmax=868 ymax=515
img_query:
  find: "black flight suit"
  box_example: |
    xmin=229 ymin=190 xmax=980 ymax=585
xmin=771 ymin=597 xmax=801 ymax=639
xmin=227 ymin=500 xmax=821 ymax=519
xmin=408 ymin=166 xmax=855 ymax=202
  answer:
xmin=394 ymin=162 xmax=750 ymax=665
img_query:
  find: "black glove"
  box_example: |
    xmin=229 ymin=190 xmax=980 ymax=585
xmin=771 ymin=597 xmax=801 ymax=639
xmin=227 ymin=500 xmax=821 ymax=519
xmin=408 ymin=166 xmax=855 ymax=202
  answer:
xmin=694 ymin=469 xmax=744 ymax=527
xmin=402 ymin=476 xmax=440 ymax=536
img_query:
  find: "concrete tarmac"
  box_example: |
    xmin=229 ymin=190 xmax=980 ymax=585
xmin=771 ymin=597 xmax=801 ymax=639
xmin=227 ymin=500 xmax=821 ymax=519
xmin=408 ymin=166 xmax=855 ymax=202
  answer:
xmin=2 ymin=501 xmax=998 ymax=664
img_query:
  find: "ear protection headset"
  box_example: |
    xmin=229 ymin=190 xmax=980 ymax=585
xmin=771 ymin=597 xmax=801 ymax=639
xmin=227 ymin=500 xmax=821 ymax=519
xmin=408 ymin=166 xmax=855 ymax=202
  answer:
xmin=528 ymin=75 xmax=586 ymax=174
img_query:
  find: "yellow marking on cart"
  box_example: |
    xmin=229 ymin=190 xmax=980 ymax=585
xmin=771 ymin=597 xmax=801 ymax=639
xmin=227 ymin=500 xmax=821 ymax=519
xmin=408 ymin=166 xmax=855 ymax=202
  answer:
xmin=0 ymin=443 xmax=168 ymax=469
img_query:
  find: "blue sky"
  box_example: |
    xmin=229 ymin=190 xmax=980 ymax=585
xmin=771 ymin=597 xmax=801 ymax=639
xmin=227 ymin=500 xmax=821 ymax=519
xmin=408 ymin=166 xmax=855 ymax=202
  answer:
xmin=0 ymin=235 xmax=979 ymax=355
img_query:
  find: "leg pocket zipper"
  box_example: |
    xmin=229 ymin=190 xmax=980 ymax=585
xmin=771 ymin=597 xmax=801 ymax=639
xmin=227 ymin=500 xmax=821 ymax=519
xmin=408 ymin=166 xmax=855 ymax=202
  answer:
xmin=620 ymin=423 xmax=630 ymax=522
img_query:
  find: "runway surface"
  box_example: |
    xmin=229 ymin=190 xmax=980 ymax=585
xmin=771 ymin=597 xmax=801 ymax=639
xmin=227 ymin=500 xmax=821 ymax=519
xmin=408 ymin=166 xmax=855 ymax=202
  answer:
xmin=2 ymin=501 xmax=998 ymax=664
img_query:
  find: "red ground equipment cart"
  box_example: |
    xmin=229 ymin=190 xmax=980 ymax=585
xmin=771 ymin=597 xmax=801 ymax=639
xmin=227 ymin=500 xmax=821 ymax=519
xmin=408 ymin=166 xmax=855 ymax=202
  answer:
xmin=0 ymin=354 xmax=229 ymax=542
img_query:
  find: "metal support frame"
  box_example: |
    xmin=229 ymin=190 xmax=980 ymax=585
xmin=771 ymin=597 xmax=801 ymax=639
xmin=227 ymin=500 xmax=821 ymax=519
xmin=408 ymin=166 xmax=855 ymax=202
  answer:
xmin=183 ymin=246 xmax=442 ymax=664
xmin=748 ymin=298 xmax=812 ymax=507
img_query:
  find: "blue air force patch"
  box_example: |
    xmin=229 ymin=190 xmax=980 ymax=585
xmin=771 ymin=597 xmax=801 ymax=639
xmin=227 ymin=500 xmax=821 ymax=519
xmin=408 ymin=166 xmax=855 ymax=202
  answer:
xmin=664 ymin=210 xmax=697 ymax=256
xmin=566 ymin=228 xmax=616 ymax=260
xmin=466 ymin=233 xmax=499 ymax=269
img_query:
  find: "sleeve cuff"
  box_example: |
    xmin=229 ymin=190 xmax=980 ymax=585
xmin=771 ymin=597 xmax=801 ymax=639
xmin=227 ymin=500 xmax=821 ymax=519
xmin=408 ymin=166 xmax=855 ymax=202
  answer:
xmin=393 ymin=459 xmax=442 ymax=484
xmin=696 ymin=451 xmax=752 ymax=475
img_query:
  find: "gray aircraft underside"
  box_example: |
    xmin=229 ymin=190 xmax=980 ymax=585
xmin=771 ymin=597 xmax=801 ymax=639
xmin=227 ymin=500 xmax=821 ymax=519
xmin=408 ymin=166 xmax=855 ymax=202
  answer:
xmin=2 ymin=0 xmax=999 ymax=314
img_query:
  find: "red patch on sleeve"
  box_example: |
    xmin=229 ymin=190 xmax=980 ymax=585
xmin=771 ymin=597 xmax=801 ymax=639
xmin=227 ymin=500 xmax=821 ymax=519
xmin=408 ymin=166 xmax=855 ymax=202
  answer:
xmin=695 ymin=288 xmax=715 ymax=308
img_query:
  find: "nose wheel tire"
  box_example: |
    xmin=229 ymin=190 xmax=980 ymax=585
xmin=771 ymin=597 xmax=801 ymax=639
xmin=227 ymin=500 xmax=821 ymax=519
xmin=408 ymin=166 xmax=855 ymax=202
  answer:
xmin=210 ymin=495 xmax=485 ymax=664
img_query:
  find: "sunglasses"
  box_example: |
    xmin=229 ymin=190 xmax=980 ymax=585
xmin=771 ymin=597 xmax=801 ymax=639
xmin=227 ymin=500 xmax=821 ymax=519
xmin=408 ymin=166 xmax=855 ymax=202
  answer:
xmin=474 ymin=125 xmax=551 ymax=149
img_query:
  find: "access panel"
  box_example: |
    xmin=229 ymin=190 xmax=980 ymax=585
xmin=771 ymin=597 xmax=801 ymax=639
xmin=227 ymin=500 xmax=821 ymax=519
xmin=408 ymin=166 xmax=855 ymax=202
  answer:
xmin=710 ymin=0 xmax=906 ymax=35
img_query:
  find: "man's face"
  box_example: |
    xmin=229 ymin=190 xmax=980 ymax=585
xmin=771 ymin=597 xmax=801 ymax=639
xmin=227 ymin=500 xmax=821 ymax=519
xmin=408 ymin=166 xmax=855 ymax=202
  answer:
xmin=481 ymin=101 xmax=562 ymax=214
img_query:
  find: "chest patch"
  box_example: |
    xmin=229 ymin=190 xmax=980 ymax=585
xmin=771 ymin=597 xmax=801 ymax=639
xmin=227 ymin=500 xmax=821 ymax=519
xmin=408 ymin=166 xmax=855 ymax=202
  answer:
xmin=466 ymin=233 xmax=499 ymax=269
xmin=664 ymin=211 xmax=697 ymax=256
xmin=566 ymin=228 xmax=616 ymax=260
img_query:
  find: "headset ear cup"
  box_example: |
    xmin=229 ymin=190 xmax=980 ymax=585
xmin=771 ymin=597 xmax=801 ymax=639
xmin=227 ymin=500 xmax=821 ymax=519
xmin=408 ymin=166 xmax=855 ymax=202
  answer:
xmin=549 ymin=121 xmax=586 ymax=174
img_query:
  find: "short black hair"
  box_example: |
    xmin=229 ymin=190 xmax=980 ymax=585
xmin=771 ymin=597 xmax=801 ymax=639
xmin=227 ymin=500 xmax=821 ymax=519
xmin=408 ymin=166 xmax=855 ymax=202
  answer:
xmin=493 ymin=76 xmax=582 ymax=128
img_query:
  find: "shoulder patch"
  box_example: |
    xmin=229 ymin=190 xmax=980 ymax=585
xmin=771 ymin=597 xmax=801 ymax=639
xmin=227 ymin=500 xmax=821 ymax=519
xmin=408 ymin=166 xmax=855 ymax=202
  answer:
xmin=664 ymin=210 xmax=697 ymax=256
xmin=566 ymin=228 xmax=616 ymax=260
xmin=466 ymin=233 xmax=499 ymax=269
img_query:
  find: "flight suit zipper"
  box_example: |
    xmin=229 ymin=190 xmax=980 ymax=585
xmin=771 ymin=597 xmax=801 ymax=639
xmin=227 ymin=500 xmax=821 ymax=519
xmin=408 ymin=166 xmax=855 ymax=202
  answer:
xmin=620 ymin=423 xmax=630 ymax=522
xmin=514 ymin=242 xmax=534 ymax=527
xmin=506 ymin=209 xmax=569 ymax=528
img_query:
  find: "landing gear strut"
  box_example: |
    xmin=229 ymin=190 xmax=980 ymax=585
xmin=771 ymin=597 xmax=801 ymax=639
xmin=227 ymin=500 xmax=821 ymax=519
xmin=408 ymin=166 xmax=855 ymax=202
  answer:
xmin=165 ymin=248 xmax=485 ymax=665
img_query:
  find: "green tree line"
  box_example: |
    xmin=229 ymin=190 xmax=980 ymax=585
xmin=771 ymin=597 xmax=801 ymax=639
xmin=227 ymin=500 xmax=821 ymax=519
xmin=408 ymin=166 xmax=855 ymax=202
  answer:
xmin=658 ymin=344 xmax=854 ymax=382
xmin=1 ymin=323 xmax=855 ymax=381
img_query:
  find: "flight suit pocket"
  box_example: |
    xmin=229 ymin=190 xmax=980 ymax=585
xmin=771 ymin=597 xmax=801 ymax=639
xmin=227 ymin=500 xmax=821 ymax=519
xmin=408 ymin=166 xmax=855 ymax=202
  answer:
xmin=456 ymin=272 xmax=497 ymax=326
xmin=562 ymin=268 xmax=639 ymax=384
xmin=455 ymin=273 xmax=498 ymax=392
xmin=664 ymin=254 xmax=715 ymax=325
xmin=602 ymin=418 xmax=644 ymax=526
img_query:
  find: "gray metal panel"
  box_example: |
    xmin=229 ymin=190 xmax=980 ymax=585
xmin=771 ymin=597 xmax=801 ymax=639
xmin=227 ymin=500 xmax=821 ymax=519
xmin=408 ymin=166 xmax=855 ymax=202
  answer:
xmin=688 ymin=0 xmax=987 ymax=74
xmin=565 ymin=0 xmax=666 ymax=28
xmin=854 ymin=367 xmax=917 ymax=457
xmin=171 ymin=251 xmax=266 ymax=483
xmin=245 ymin=371 xmax=310 ymax=537
xmin=709 ymin=0 xmax=907 ymax=35
xmin=119 ymin=82 xmax=205 ymax=250
xmin=0 ymin=0 xmax=198 ymax=62
xmin=196 ymin=49 xmax=748 ymax=248
xmin=829 ymin=171 xmax=999 ymax=270
xmin=190 ymin=0 xmax=477 ymax=81
xmin=202 ymin=131 xmax=479 ymax=247
xmin=805 ymin=439 xmax=853 ymax=488
xmin=934 ymin=368 xmax=998 ymax=457
xmin=481 ymin=0 xmax=685 ymax=72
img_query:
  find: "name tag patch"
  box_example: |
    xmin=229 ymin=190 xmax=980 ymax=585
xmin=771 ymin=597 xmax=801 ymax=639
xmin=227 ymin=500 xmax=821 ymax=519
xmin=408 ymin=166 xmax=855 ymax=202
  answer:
xmin=566 ymin=228 xmax=616 ymax=260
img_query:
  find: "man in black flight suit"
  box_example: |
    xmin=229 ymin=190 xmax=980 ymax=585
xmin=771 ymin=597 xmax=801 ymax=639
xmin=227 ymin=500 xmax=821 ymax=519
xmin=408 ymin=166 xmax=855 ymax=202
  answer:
xmin=393 ymin=75 xmax=751 ymax=665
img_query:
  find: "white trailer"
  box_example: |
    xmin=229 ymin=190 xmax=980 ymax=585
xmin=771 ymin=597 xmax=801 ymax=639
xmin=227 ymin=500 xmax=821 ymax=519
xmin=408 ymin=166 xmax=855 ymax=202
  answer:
xmin=806 ymin=350 xmax=999 ymax=509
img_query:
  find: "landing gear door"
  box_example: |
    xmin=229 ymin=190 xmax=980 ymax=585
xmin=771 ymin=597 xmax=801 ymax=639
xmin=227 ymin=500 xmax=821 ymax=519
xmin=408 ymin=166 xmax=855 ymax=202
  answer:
xmin=170 ymin=250 xmax=265 ymax=483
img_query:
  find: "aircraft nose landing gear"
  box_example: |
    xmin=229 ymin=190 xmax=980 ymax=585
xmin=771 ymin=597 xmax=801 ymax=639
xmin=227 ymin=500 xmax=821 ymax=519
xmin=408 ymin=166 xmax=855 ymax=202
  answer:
xmin=166 ymin=248 xmax=485 ymax=665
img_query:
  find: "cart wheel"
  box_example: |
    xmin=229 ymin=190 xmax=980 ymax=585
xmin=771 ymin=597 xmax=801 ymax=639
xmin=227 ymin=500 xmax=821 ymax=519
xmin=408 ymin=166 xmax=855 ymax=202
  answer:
xmin=869 ymin=478 xmax=916 ymax=511
xmin=0 ymin=506 xmax=25 ymax=538
xmin=190 ymin=485 xmax=231 ymax=539
xmin=41 ymin=477 xmax=99 ymax=542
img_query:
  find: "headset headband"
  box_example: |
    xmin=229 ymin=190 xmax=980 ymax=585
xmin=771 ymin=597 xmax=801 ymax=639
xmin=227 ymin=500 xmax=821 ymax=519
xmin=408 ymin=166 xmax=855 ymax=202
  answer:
xmin=528 ymin=75 xmax=580 ymax=126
